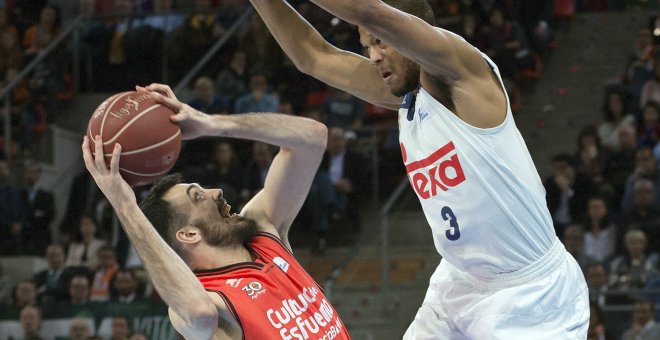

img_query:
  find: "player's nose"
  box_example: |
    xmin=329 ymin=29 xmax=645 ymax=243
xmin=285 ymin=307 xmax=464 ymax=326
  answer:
xmin=209 ymin=188 xmax=223 ymax=201
xmin=369 ymin=50 xmax=383 ymax=65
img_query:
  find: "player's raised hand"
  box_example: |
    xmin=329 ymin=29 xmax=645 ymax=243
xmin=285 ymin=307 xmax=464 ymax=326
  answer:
xmin=82 ymin=135 xmax=136 ymax=210
xmin=137 ymin=84 xmax=211 ymax=140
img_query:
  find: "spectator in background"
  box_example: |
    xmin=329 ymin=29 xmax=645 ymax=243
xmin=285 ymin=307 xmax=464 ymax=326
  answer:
xmin=0 ymin=31 xmax=23 ymax=77
xmin=22 ymin=5 xmax=60 ymax=59
xmin=19 ymin=305 xmax=43 ymax=340
xmin=110 ymin=268 xmax=142 ymax=303
xmin=621 ymin=300 xmax=660 ymax=340
xmin=619 ymin=178 xmax=660 ymax=252
xmin=481 ymin=6 xmax=534 ymax=80
xmin=12 ymin=280 xmax=36 ymax=310
xmin=167 ymin=0 xmax=225 ymax=83
xmin=597 ymin=89 xmax=635 ymax=151
xmin=89 ymin=245 xmax=119 ymax=302
xmin=574 ymin=126 xmax=609 ymax=188
xmin=67 ymin=274 xmax=91 ymax=306
xmin=587 ymin=302 xmax=607 ymax=340
xmin=142 ymin=0 xmax=186 ymax=35
xmin=215 ymin=49 xmax=249 ymax=107
xmin=240 ymin=142 xmax=274 ymax=205
xmin=583 ymin=196 xmax=617 ymax=264
xmin=586 ymin=263 xmax=610 ymax=308
xmin=65 ymin=215 xmax=106 ymax=270
xmin=621 ymin=147 xmax=660 ymax=213
xmin=511 ymin=0 xmax=554 ymax=54
xmin=544 ymin=153 xmax=595 ymax=237
xmin=323 ymin=127 xmax=369 ymax=226
xmin=0 ymin=8 xmax=18 ymax=42
xmin=233 ymin=73 xmax=279 ymax=114
xmin=637 ymin=101 xmax=660 ymax=147
xmin=33 ymin=244 xmax=70 ymax=304
xmin=0 ymin=261 xmax=11 ymax=305
xmin=237 ymin=12 xmax=282 ymax=76
xmin=111 ymin=316 xmax=131 ymax=340
xmin=189 ymin=76 xmax=229 ymax=114
xmin=0 ymin=158 xmax=28 ymax=255
xmin=22 ymin=160 xmax=54 ymax=256
xmin=609 ymin=230 xmax=657 ymax=292
xmin=562 ymin=224 xmax=597 ymax=273
xmin=14 ymin=0 xmax=48 ymax=33
xmin=640 ymin=54 xmax=660 ymax=112
xmin=68 ymin=318 xmax=92 ymax=340
xmin=623 ymin=27 xmax=653 ymax=106
xmin=322 ymin=88 xmax=366 ymax=129
xmin=202 ymin=141 xmax=242 ymax=206
xmin=456 ymin=11 xmax=486 ymax=52
xmin=603 ymin=124 xmax=638 ymax=207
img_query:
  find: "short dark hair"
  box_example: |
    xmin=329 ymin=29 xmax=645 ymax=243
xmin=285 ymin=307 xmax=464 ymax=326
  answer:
xmin=382 ymin=0 xmax=435 ymax=26
xmin=138 ymin=174 xmax=189 ymax=254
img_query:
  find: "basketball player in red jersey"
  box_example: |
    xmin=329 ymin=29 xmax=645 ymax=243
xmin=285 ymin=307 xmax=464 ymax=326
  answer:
xmin=81 ymin=83 xmax=350 ymax=340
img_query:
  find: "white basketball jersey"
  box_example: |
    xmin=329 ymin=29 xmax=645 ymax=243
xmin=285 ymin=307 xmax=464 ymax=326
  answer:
xmin=398 ymin=56 xmax=557 ymax=277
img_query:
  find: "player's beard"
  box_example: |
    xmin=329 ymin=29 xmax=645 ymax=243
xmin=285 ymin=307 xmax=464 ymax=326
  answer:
xmin=391 ymin=59 xmax=421 ymax=97
xmin=197 ymin=216 xmax=258 ymax=248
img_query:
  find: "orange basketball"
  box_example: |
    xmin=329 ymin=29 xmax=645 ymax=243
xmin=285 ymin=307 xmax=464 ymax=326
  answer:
xmin=86 ymin=91 xmax=181 ymax=187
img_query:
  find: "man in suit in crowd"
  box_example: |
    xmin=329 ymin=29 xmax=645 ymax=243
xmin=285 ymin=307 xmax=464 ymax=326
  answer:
xmin=22 ymin=161 xmax=54 ymax=256
xmin=33 ymin=244 xmax=73 ymax=304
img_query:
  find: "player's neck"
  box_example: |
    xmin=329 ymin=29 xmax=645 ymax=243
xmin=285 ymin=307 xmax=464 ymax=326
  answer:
xmin=189 ymin=244 xmax=255 ymax=270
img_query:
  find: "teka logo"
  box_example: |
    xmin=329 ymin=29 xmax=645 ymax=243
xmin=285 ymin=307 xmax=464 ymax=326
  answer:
xmin=242 ymin=281 xmax=266 ymax=299
xmin=273 ymin=257 xmax=290 ymax=273
xmin=402 ymin=141 xmax=465 ymax=199
xmin=226 ymin=278 xmax=243 ymax=288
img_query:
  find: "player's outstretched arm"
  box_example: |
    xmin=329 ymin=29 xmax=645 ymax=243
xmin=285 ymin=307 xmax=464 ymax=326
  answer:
xmin=308 ymin=0 xmax=506 ymax=128
xmin=249 ymin=0 xmax=400 ymax=109
xmin=309 ymin=0 xmax=485 ymax=80
xmin=82 ymin=136 xmax=220 ymax=340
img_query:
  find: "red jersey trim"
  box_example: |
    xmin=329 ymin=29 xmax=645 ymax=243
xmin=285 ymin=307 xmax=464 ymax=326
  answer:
xmin=213 ymin=290 xmax=245 ymax=340
xmin=254 ymin=231 xmax=294 ymax=256
xmin=194 ymin=262 xmax=264 ymax=277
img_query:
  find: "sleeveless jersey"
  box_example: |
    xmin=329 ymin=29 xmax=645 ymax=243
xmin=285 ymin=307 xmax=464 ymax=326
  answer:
xmin=397 ymin=55 xmax=557 ymax=278
xmin=194 ymin=232 xmax=350 ymax=340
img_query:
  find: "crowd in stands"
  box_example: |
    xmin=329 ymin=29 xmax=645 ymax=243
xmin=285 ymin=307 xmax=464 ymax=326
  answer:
xmin=1 ymin=0 xmax=660 ymax=339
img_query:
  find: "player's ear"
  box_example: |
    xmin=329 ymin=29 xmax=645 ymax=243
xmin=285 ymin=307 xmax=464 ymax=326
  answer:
xmin=176 ymin=226 xmax=203 ymax=244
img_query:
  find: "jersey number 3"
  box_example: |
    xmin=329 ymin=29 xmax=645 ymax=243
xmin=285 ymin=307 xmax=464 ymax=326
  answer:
xmin=441 ymin=206 xmax=461 ymax=241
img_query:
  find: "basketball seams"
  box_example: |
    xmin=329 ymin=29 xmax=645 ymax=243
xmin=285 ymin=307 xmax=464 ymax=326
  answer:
xmin=102 ymin=130 xmax=181 ymax=156
xmin=99 ymin=92 xmax=130 ymax=139
xmin=103 ymin=104 xmax=165 ymax=145
xmin=119 ymin=166 xmax=174 ymax=177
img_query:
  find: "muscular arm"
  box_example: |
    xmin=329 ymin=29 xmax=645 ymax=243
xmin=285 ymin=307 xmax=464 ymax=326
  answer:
xmin=204 ymin=113 xmax=327 ymax=248
xmin=306 ymin=0 xmax=506 ymax=128
xmin=249 ymin=0 xmax=400 ymax=109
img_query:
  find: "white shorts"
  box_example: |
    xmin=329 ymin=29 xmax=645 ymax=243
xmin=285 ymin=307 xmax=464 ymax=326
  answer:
xmin=403 ymin=239 xmax=589 ymax=340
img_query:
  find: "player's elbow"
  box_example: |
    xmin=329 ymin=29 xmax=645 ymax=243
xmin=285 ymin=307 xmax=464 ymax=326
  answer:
xmin=308 ymin=120 xmax=328 ymax=151
xmin=189 ymin=306 xmax=218 ymax=331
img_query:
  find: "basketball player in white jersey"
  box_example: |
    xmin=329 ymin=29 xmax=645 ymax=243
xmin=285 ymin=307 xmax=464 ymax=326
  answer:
xmin=249 ymin=0 xmax=589 ymax=338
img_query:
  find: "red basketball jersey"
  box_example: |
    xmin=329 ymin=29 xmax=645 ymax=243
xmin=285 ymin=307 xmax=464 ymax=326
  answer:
xmin=194 ymin=232 xmax=350 ymax=340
